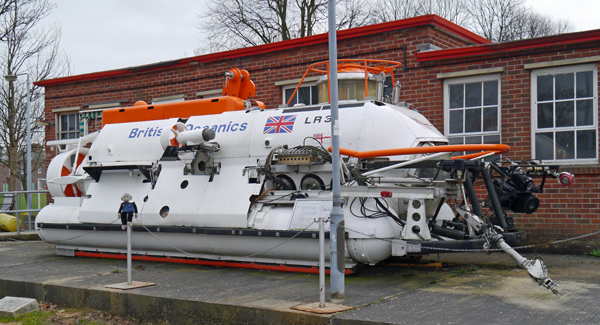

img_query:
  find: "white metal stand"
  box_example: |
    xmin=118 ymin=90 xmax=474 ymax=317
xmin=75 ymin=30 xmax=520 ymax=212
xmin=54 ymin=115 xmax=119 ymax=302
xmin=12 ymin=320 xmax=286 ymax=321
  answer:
xmin=290 ymin=216 xmax=352 ymax=314
xmin=319 ymin=216 xmax=325 ymax=307
xmin=104 ymin=222 xmax=156 ymax=290
xmin=127 ymin=222 xmax=132 ymax=285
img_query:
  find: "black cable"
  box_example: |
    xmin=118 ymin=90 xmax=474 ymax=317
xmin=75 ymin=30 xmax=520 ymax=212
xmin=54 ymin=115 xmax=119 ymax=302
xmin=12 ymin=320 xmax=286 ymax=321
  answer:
xmin=375 ymin=198 xmax=406 ymax=226
xmin=349 ymin=197 xmax=399 ymax=224
xmin=260 ymin=191 xmax=300 ymax=203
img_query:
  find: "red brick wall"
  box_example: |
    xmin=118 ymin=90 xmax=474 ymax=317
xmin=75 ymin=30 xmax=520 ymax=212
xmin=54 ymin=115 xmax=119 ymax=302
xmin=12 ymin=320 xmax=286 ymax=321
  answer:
xmin=524 ymin=176 xmax=600 ymax=239
xmin=413 ymin=42 xmax=600 ymax=240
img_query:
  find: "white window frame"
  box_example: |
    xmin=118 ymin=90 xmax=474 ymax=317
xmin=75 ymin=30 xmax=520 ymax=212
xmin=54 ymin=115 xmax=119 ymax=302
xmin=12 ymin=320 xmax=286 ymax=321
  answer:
xmin=54 ymin=109 xmax=80 ymax=140
xmin=531 ymin=64 xmax=598 ymax=164
xmin=282 ymin=82 xmax=319 ymax=107
xmin=443 ymin=74 xmax=502 ymax=156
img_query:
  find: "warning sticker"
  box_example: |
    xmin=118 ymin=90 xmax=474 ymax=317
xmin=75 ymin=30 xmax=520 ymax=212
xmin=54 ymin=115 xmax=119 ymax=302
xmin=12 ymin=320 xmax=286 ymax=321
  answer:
xmin=289 ymin=200 xmax=332 ymax=231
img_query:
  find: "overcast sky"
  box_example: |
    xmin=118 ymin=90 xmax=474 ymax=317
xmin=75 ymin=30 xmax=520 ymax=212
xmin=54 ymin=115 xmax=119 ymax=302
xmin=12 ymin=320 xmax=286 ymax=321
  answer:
xmin=48 ymin=0 xmax=600 ymax=76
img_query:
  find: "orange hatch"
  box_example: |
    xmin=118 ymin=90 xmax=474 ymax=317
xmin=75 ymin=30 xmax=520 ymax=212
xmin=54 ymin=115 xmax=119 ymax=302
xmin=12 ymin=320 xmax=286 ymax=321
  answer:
xmin=102 ymin=68 xmax=265 ymax=126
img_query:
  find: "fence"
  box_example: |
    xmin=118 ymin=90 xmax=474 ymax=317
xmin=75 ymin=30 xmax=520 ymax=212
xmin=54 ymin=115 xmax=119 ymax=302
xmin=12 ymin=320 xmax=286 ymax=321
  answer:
xmin=1 ymin=189 xmax=50 ymax=235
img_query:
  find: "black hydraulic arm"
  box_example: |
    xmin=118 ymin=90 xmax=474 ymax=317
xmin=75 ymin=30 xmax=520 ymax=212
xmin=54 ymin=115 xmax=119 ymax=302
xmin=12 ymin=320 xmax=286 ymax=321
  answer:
xmin=480 ymin=167 xmax=509 ymax=230
xmin=462 ymin=169 xmax=485 ymax=218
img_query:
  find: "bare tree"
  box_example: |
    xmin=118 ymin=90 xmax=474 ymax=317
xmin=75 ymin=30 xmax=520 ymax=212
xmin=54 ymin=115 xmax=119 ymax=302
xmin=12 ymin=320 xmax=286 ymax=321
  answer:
xmin=0 ymin=0 xmax=13 ymax=41
xmin=467 ymin=0 xmax=524 ymax=41
xmin=415 ymin=0 xmax=470 ymax=26
xmin=370 ymin=0 xmax=470 ymax=25
xmin=467 ymin=0 xmax=574 ymax=42
xmin=197 ymin=0 xmax=293 ymax=52
xmin=197 ymin=0 xmax=577 ymax=53
xmin=511 ymin=10 xmax=575 ymax=40
xmin=370 ymin=0 xmax=574 ymax=42
xmin=371 ymin=0 xmax=416 ymax=23
xmin=0 ymin=0 xmax=69 ymax=191
xmin=337 ymin=0 xmax=375 ymax=30
xmin=553 ymin=18 xmax=575 ymax=34
xmin=196 ymin=0 xmax=370 ymax=54
xmin=296 ymin=0 xmax=327 ymax=37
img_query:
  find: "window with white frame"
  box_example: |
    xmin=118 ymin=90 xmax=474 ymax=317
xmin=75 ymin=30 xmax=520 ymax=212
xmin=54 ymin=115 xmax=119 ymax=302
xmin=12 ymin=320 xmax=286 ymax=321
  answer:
xmin=532 ymin=64 xmax=598 ymax=163
xmin=57 ymin=112 xmax=80 ymax=140
xmin=283 ymin=83 xmax=319 ymax=106
xmin=444 ymin=75 xmax=501 ymax=157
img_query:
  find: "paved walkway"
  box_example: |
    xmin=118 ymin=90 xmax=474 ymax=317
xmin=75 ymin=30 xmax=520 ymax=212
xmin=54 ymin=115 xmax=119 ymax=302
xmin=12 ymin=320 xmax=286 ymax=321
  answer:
xmin=0 ymin=235 xmax=598 ymax=324
xmin=0 ymin=230 xmax=38 ymax=241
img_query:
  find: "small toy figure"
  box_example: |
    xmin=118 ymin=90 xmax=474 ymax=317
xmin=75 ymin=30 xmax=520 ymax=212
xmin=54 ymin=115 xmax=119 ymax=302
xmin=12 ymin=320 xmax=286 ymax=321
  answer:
xmin=118 ymin=193 xmax=138 ymax=230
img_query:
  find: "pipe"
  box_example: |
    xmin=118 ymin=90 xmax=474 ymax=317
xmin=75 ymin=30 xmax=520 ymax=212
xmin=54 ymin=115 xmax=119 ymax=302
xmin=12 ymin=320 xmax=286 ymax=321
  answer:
xmin=430 ymin=225 xmax=465 ymax=240
xmin=332 ymin=144 xmax=510 ymax=159
xmin=452 ymin=150 xmax=502 ymax=160
xmin=362 ymin=152 xmax=448 ymax=176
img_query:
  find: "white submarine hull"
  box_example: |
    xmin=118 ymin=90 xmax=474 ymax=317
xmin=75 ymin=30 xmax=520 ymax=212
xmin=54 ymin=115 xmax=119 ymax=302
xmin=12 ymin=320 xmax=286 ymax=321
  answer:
xmin=37 ymin=100 xmax=447 ymax=270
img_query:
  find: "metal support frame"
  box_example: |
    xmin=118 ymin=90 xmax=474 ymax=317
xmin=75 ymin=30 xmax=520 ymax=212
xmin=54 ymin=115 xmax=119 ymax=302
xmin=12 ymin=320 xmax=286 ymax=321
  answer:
xmin=1 ymin=189 xmax=49 ymax=235
xmin=341 ymin=185 xmax=443 ymax=199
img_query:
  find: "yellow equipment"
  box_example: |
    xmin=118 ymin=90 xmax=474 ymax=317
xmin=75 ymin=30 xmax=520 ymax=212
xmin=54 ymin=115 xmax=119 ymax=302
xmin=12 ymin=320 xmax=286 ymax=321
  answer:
xmin=0 ymin=213 xmax=18 ymax=232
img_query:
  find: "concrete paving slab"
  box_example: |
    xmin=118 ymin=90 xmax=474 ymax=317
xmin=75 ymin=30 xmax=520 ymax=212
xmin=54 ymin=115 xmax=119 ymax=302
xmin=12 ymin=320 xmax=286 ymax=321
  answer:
xmin=0 ymin=296 xmax=39 ymax=318
xmin=335 ymin=277 xmax=600 ymax=324
xmin=0 ymin=241 xmax=598 ymax=324
xmin=104 ymin=281 xmax=156 ymax=290
xmin=292 ymin=302 xmax=353 ymax=314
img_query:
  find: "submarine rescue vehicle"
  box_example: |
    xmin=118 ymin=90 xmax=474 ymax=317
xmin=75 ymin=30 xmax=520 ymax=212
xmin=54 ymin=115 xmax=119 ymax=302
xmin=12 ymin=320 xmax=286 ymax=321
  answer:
xmin=37 ymin=60 xmax=572 ymax=295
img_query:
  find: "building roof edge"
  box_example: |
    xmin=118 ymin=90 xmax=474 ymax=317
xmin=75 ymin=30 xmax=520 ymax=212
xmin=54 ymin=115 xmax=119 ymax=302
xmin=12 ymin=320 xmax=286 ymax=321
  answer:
xmin=35 ymin=15 xmax=488 ymax=87
xmin=416 ymin=29 xmax=600 ymax=62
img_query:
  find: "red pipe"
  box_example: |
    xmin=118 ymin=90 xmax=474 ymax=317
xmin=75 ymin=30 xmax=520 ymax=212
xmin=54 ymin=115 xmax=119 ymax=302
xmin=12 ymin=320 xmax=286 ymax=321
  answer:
xmin=75 ymin=251 xmax=354 ymax=275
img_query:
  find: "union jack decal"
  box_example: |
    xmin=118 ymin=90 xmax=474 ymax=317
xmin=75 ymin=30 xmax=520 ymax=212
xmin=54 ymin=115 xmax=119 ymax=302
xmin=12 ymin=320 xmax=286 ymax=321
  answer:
xmin=263 ymin=115 xmax=296 ymax=134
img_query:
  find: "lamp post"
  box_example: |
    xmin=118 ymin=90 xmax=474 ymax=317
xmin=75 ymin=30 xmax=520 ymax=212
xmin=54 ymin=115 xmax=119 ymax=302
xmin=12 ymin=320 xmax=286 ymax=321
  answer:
xmin=4 ymin=73 xmax=32 ymax=234
xmin=327 ymin=0 xmax=344 ymax=297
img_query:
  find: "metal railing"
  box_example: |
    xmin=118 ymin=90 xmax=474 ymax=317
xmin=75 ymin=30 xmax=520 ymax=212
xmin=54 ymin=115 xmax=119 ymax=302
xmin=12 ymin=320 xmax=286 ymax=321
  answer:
xmin=1 ymin=189 xmax=50 ymax=235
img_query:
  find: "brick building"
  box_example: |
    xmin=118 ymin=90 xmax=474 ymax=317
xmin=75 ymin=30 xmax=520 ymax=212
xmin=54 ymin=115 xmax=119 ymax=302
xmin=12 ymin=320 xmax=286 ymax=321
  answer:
xmin=35 ymin=15 xmax=600 ymax=240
